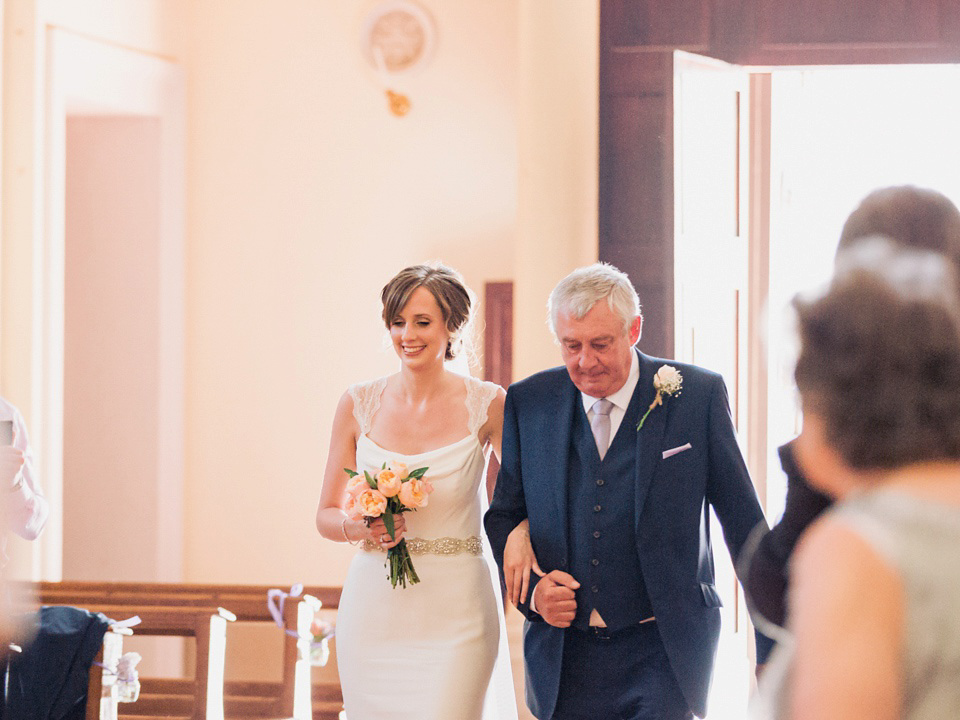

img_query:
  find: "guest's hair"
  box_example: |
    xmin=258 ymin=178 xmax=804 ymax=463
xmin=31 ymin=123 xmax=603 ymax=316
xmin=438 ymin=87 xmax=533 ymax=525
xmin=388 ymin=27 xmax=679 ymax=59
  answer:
xmin=838 ymin=186 xmax=960 ymax=278
xmin=381 ymin=264 xmax=473 ymax=360
xmin=795 ymin=239 xmax=960 ymax=471
xmin=547 ymin=262 xmax=641 ymax=339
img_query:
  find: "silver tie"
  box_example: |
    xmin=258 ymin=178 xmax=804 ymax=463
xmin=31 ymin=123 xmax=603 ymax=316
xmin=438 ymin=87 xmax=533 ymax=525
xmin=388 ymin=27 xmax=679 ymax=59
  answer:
xmin=590 ymin=398 xmax=614 ymax=460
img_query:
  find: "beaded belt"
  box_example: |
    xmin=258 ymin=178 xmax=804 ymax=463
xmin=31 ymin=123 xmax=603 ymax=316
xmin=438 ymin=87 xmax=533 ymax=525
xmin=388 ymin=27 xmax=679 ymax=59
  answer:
xmin=362 ymin=536 xmax=483 ymax=556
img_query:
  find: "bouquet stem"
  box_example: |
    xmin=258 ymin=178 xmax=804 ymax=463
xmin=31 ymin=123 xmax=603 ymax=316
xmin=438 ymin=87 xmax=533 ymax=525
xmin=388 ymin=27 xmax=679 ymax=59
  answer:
xmin=387 ymin=538 xmax=420 ymax=588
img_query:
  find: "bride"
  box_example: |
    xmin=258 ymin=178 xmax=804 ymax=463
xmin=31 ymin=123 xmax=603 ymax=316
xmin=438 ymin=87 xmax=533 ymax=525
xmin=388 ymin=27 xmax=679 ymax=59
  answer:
xmin=316 ymin=264 xmax=525 ymax=720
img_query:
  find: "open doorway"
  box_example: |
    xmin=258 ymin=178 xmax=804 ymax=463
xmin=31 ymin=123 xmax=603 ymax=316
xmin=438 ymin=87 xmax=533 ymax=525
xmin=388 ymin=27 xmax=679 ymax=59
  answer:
xmin=674 ymin=57 xmax=960 ymax=718
xmin=763 ymin=63 xmax=960 ymax=518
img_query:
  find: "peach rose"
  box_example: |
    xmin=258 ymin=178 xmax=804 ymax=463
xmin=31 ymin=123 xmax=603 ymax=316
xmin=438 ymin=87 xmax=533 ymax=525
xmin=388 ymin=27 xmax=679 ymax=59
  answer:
xmin=376 ymin=469 xmax=402 ymax=498
xmin=345 ymin=474 xmax=369 ymax=498
xmin=398 ymin=477 xmax=433 ymax=509
xmin=355 ymin=488 xmax=388 ymax=518
xmin=388 ymin=461 xmax=410 ymax=480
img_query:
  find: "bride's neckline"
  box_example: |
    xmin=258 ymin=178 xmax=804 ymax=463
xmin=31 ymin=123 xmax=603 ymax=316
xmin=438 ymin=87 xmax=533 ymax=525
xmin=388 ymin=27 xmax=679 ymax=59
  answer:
xmin=358 ymin=431 xmax=478 ymax=458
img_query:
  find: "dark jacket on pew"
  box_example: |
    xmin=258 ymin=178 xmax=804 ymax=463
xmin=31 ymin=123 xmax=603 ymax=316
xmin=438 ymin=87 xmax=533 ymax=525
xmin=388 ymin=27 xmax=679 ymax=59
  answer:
xmin=4 ymin=606 xmax=111 ymax=720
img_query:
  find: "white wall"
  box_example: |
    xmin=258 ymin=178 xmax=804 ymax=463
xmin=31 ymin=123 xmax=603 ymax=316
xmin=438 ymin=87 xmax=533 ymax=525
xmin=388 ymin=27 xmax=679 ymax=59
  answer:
xmin=514 ymin=0 xmax=599 ymax=381
xmin=1 ymin=0 xmax=188 ymax=579
xmin=43 ymin=0 xmax=186 ymax=59
xmin=184 ymin=0 xmax=521 ymax=585
xmin=2 ymin=2 xmax=187 ymax=394
xmin=2 ymin=0 xmax=600 ymax=592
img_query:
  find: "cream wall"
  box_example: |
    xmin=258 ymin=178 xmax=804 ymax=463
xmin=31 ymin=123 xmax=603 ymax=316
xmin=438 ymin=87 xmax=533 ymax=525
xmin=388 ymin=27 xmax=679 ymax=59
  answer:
xmin=1 ymin=0 xmax=188 ymax=579
xmin=514 ymin=0 xmax=599 ymax=380
xmin=3 ymin=0 xmax=600 ymax=590
xmin=2 ymin=0 xmax=187 ymax=381
xmin=43 ymin=0 xmax=186 ymax=59
xmin=184 ymin=0 xmax=521 ymax=585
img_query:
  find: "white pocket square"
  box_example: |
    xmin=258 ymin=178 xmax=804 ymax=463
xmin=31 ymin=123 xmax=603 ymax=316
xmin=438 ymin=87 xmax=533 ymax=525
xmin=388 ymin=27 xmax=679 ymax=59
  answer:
xmin=662 ymin=443 xmax=692 ymax=460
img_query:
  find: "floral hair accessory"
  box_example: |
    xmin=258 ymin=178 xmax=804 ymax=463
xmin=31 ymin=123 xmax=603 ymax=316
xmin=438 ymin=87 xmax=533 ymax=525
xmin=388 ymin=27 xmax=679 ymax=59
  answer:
xmin=637 ymin=365 xmax=683 ymax=430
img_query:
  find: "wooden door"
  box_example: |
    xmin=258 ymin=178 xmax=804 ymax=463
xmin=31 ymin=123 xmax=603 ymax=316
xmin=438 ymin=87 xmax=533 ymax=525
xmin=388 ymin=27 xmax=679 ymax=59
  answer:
xmin=673 ymin=50 xmax=755 ymax=720
xmin=673 ymin=51 xmax=748 ymax=430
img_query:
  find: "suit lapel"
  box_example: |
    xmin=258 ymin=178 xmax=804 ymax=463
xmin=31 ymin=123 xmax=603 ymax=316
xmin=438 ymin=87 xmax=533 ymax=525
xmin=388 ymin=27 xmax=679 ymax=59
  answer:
xmin=545 ymin=374 xmax=578 ymax=560
xmin=634 ymin=351 xmax=667 ymax=521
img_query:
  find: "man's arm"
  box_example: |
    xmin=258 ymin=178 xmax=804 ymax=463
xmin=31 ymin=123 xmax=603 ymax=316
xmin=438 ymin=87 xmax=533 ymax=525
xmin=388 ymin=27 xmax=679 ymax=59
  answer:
xmin=483 ymin=389 xmax=543 ymax=618
xmin=701 ymin=375 xmax=773 ymax=661
xmin=744 ymin=440 xmax=833 ymax=629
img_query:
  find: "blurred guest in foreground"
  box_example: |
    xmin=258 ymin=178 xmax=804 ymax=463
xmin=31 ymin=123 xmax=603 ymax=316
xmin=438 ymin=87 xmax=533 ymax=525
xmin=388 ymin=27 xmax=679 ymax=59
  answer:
xmin=744 ymin=185 xmax=960 ymax=630
xmin=1 ymin=395 xmax=49 ymax=566
xmin=1 ymin=396 xmax=48 ymax=717
xmin=754 ymin=240 xmax=960 ymax=719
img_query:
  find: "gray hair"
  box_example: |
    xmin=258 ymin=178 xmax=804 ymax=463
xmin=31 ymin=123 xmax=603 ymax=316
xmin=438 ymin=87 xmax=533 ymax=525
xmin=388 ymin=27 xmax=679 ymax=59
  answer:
xmin=547 ymin=262 xmax=641 ymax=338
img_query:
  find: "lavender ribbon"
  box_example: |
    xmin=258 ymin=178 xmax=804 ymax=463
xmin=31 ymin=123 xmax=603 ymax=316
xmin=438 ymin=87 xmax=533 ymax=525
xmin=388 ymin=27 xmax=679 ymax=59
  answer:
xmin=266 ymin=583 xmax=304 ymax=637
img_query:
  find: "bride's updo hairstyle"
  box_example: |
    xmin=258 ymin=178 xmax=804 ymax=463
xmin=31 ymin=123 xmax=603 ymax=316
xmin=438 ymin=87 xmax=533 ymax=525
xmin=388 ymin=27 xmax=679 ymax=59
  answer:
xmin=794 ymin=238 xmax=960 ymax=473
xmin=381 ymin=264 xmax=473 ymax=361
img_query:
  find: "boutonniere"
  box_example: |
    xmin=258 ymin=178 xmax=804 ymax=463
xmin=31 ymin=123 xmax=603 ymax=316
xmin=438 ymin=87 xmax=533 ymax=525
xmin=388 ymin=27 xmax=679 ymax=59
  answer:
xmin=637 ymin=365 xmax=683 ymax=430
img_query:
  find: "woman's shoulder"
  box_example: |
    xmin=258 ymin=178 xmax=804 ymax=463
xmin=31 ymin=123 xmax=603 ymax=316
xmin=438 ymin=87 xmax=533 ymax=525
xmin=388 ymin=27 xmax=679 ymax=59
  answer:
xmin=460 ymin=373 xmax=503 ymax=395
xmin=346 ymin=376 xmax=392 ymax=433
xmin=458 ymin=373 xmax=504 ymax=435
xmin=461 ymin=374 xmax=504 ymax=410
xmin=793 ymin=512 xmax=898 ymax=607
xmin=347 ymin=375 xmax=390 ymax=397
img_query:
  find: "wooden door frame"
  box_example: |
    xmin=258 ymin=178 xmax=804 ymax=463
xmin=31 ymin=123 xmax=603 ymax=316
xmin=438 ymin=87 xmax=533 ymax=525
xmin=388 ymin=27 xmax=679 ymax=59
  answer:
xmin=600 ymin=0 xmax=960 ymax=362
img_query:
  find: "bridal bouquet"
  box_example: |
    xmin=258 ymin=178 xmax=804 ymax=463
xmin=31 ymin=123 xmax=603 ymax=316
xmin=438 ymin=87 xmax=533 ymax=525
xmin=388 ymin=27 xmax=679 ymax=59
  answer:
xmin=344 ymin=461 xmax=433 ymax=589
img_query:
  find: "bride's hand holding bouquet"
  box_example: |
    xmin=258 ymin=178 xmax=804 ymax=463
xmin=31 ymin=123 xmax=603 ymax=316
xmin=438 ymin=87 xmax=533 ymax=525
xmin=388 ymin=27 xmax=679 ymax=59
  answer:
xmin=344 ymin=460 xmax=433 ymax=588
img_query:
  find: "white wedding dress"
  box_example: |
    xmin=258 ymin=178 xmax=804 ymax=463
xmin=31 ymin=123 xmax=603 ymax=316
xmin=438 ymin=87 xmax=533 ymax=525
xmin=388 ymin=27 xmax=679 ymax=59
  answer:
xmin=336 ymin=375 xmax=518 ymax=720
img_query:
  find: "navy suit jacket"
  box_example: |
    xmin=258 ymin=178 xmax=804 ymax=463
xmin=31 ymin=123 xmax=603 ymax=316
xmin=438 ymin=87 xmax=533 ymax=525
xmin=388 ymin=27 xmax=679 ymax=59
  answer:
xmin=484 ymin=350 xmax=770 ymax=719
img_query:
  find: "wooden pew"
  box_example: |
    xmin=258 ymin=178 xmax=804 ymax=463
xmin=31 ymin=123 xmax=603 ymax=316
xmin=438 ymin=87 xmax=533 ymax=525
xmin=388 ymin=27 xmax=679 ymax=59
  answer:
xmin=86 ymin=627 xmax=128 ymax=720
xmin=5 ymin=608 xmax=127 ymax=720
xmin=5 ymin=596 xmax=229 ymax=720
xmin=12 ymin=582 xmax=344 ymax=720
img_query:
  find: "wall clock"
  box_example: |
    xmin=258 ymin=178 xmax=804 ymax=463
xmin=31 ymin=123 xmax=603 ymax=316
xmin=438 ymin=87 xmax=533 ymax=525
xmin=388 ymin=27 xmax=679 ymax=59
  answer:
xmin=362 ymin=1 xmax=436 ymax=76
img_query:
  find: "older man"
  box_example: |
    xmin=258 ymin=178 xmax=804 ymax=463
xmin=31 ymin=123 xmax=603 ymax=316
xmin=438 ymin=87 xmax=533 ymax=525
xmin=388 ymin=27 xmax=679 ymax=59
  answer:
xmin=485 ymin=263 xmax=769 ymax=720
xmin=744 ymin=185 xmax=960 ymax=631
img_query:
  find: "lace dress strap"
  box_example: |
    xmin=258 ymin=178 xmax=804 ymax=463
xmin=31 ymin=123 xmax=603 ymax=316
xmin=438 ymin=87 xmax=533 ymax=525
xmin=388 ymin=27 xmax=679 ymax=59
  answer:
xmin=348 ymin=377 xmax=388 ymax=435
xmin=464 ymin=376 xmax=501 ymax=437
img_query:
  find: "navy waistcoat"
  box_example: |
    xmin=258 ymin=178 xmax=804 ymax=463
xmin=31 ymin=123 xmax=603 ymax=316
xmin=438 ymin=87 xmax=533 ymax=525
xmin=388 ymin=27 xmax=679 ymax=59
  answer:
xmin=567 ymin=389 xmax=654 ymax=631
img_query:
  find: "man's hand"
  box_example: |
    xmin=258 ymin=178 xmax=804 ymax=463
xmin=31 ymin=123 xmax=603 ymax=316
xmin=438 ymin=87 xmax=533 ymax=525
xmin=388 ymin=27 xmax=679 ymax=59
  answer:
xmin=532 ymin=570 xmax=580 ymax=627
xmin=0 ymin=446 xmax=25 ymax=489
